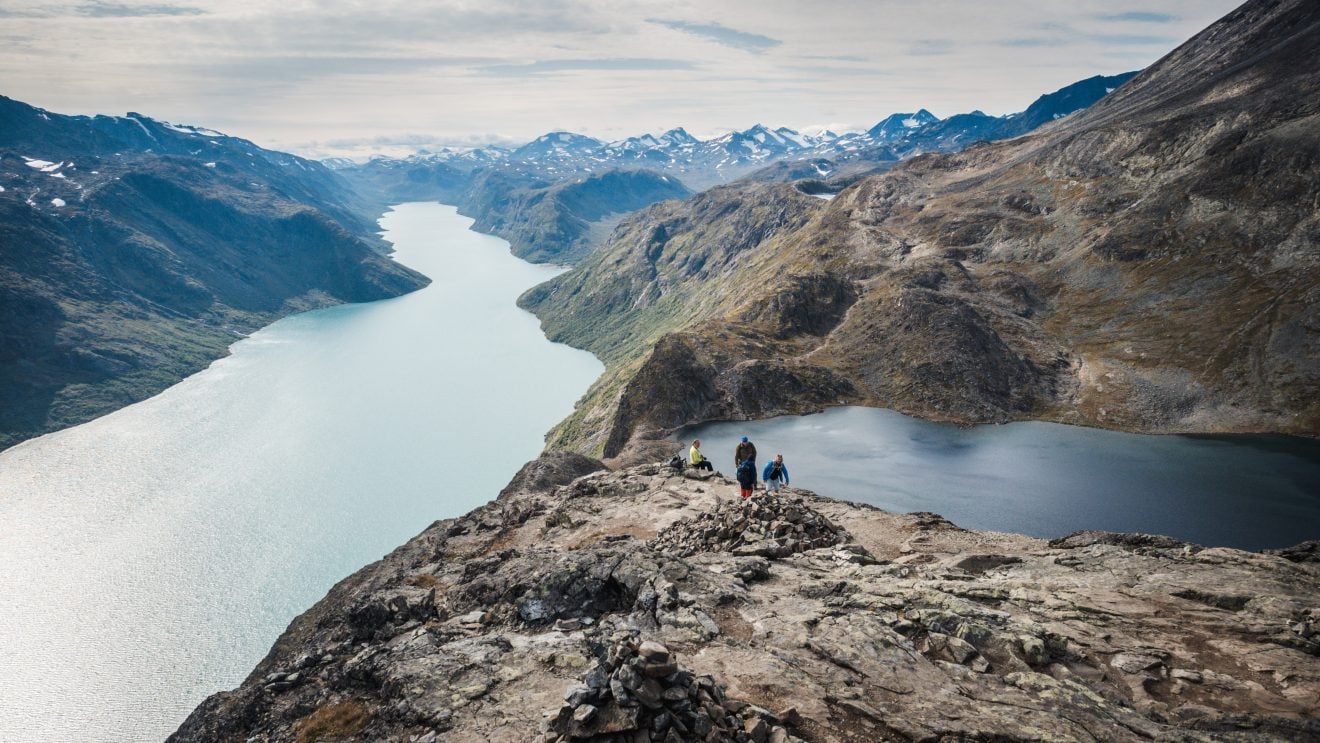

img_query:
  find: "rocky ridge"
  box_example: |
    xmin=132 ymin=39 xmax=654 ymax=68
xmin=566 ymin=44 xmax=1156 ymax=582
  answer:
xmin=172 ymin=453 xmax=1320 ymax=742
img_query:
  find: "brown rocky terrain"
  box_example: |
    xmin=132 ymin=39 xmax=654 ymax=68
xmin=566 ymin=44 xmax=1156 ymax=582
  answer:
xmin=171 ymin=453 xmax=1320 ymax=742
xmin=520 ymin=0 xmax=1320 ymax=462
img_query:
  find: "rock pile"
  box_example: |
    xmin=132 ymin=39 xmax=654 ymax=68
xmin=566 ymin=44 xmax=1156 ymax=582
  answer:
xmin=649 ymin=492 xmax=852 ymax=559
xmin=540 ymin=635 xmax=800 ymax=743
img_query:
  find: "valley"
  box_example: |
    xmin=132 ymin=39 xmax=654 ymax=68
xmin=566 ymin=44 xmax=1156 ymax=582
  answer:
xmin=1 ymin=1 xmax=1317 ymax=741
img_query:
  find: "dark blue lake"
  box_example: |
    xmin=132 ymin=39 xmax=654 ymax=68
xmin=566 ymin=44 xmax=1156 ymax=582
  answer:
xmin=683 ymin=407 xmax=1320 ymax=551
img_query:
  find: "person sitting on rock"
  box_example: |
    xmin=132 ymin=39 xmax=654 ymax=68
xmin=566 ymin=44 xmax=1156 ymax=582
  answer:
xmin=689 ymin=438 xmax=714 ymax=471
xmin=763 ymin=454 xmax=790 ymax=493
xmin=734 ymin=436 xmax=757 ymax=471
xmin=736 ymin=457 xmax=757 ymax=499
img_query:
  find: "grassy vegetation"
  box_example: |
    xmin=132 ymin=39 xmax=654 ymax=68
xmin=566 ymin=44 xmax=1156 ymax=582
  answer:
xmin=294 ymin=700 xmax=372 ymax=743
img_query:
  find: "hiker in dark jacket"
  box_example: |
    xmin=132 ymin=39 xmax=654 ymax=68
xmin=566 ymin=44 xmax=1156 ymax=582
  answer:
xmin=762 ymin=454 xmax=790 ymax=493
xmin=734 ymin=437 xmax=757 ymax=470
xmin=736 ymin=458 xmax=757 ymax=499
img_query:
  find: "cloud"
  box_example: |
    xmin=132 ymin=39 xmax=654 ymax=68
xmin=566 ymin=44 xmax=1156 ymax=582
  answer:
xmin=180 ymin=55 xmax=495 ymax=83
xmin=288 ymin=130 xmax=525 ymax=159
xmin=908 ymin=39 xmax=954 ymax=56
xmin=800 ymin=54 xmax=868 ymax=62
xmin=0 ymin=0 xmax=1244 ymax=158
xmin=0 ymin=1 xmax=205 ymax=17
xmin=323 ymin=132 xmax=518 ymax=148
xmin=1097 ymin=12 xmax=1178 ymax=23
xmin=794 ymin=65 xmax=885 ymax=78
xmin=76 ymin=2 xmax=205 ymax=16
xmin=1091 ymin=33 xmax=1180 ymax=46
xmin=479 ymin=57 xmax=698 ymax=76
xmin=994 ymin=20 xmax=1178 ymax=50
xmin=996 ymin=37 xmax=1066 ymax=48
xmin=647 ymin=19 xmax=781 ymax=53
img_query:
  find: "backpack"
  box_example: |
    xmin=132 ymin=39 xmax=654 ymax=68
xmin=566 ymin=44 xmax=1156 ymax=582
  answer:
xmin=668 ymin=454 xmax=685 ymax=469
xmin=736 ymin=459 xmax=755 ymax=484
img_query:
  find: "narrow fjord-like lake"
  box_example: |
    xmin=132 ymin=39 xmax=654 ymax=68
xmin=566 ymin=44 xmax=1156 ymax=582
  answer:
xmin=684 ymin=407 xmax=1320 ymax=551
xmin=0 ymin=203 xmax=602 ymax=743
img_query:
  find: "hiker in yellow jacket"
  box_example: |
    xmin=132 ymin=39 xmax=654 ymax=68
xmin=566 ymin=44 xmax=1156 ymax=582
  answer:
xmin=689 ymin=439 xmax=713 ymax=471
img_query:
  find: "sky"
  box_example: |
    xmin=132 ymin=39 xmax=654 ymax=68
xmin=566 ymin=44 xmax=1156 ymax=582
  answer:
xmin=0 ymin=0 xmax=1244 ymax=158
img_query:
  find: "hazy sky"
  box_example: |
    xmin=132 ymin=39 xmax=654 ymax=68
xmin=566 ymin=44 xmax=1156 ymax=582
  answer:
xmin=1 ymin=0 xmax=1243 ymax=157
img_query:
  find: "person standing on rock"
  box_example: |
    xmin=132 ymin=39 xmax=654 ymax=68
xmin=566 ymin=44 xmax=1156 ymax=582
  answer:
xmin=689 ymin=439 xmax=713 ymax=471
xmin=763 ymin=454 xmax=790 ymax=493
xmin=736 ymin=457 xmax=757 ymax=499
xmin=734 ymin=436 xmax=757 ymax=471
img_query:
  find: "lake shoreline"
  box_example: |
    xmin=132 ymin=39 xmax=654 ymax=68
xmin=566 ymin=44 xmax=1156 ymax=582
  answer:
xmin=0 ymin=203 xmax=603 ymax=743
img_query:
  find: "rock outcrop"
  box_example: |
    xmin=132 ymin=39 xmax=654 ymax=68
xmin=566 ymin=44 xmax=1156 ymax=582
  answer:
xmin=172 ymin=457 xmax=1320 ymax=742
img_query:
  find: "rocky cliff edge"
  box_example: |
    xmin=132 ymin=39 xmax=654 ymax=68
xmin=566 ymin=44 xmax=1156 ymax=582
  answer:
xmin=171 ymin=452 xmax=1318 ymax=742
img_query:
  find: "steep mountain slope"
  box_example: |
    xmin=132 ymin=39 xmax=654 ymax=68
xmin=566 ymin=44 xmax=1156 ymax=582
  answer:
xmin=462 ymin=169 xmax=691 ymax=263
xmin=521 ymin=0 xmax=1320 ymax=461
xmin=994 ymin=73 xmax=1137 ymax=138
xmin=0 ymin=97 xmax=428 ymax=450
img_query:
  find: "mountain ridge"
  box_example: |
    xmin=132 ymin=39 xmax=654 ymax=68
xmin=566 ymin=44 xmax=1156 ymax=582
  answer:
xmin=0 ymin=95 xmax=428 ymax=450
xmin=517 ymin=0 xmax=1319 ymax=462
xmin=342 ymin=71 xmax=1138 ymax=195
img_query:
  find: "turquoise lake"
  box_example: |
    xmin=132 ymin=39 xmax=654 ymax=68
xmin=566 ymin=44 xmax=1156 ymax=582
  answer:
xmin=0 ymin=203 xmax=602 ymax=743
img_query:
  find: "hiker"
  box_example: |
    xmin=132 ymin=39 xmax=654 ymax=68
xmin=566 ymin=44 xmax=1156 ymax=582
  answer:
xmin=689 ymin=439 xmax=713 ymax=471
xmin=762 ymin=454 xmax=790 ymax=493
xmin=736 ymin=457 xmax=757 ymax=499
xmin=734 ymin=436 xmax=757 ymax=470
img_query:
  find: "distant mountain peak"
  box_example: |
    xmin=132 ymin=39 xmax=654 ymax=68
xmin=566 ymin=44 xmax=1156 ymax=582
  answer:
xmin=344 ymin=71 xmax=1136 ymax=188
xmin=659 ymin=127 xmax=698 ymax=145
xmin=867 ymin=109 xmax=940 ymax=139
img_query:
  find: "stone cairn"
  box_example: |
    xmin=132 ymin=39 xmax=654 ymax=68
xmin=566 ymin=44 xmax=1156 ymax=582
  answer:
xmin=650 ymin=492 xmax=849 ymax=559
xmin=541 ymin=635 xmax=800 ymax=743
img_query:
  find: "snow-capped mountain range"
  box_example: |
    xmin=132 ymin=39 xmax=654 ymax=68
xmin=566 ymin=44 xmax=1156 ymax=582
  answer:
xmin=345 ymin=72 xmax=1137 ymax=187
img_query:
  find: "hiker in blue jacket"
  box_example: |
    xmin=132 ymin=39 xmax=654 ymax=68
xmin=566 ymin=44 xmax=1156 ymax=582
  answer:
xmin=736 ymin=458 xmax=757 ymax=499
xmin=763 ymin=454 xmax=790 ymax=493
